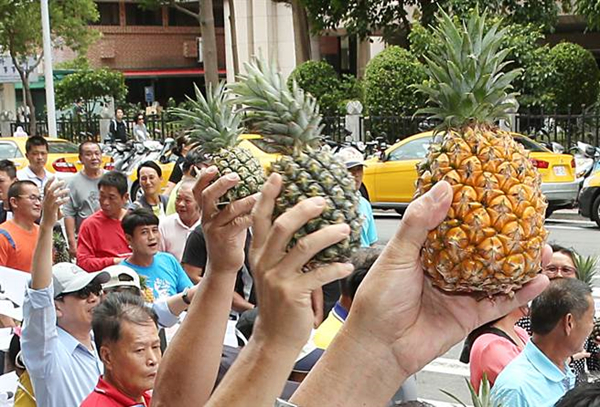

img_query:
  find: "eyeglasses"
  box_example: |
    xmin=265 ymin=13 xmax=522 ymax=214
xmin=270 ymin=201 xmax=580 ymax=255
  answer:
xmin=545 ymin=265 xmax=577 ymax=277
xmin=18 ymin=194 xmax=42 ymax=203
xmin=57 ymin=282 xmax=103 ymax=300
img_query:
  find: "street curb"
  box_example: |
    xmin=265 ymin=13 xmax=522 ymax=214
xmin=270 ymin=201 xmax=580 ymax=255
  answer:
xmin=550 ymin=210 xmax=586 ymax=221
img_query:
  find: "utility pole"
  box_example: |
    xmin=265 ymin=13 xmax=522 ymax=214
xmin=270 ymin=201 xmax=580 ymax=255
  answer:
xmin=41 ymin=0 xmax=57 ymax=137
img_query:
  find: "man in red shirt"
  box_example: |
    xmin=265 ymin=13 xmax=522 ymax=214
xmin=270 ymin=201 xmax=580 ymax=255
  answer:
xmin=81 ymin=292 xmax=159 ymax=407
xmin=77 ymin=172 xmax=131 ymax=272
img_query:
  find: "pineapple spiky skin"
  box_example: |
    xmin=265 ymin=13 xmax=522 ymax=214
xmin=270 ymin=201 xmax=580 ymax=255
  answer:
xmin=213 ymin=146 xmax=265 ymax=204
xmin=139 ymin=274 xmax=155 ymax=303
xmin=416 ymin=126 xmax=548 ymax=296
xmin=53 ymin=231 xmax=71 ymax=264
xmin=592 ymin=318 xmax=600 ymax=341
xmin=269 ymin=150 xmax=362 ymax=264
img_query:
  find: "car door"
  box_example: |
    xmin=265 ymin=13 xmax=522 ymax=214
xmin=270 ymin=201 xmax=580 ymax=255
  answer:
xmin=374 ymin=136 xmax=433 ymax=203
xmin=0 ymin=141 xmax=26 ymax=170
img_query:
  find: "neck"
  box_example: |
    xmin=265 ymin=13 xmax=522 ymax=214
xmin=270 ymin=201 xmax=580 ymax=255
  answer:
xmin=83 ymin=167 xmax=102 ymax=179
xmin=532 ymin=335 xmax=570 ymax=372
xmin=59 ymin=323 xmax=94 ymax=350
xmin=180 ymin=213 xmax=200 ymax=227
xmin=106 ymin=208 xmax=127 ymax=221
xmin=103 ymin=371 xmax=145 ymax=402
xmin=29 ymin=166 xmax=45 ymax=177
xmin=11 ymin=214 xmax=34 ymax=231
xmin=145 ymin=194 xmax=160 ymax=205
xmin=128 ymin=253 xmax=154 ymax=267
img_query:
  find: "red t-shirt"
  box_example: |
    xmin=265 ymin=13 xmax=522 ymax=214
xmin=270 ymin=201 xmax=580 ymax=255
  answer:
xmin=0 ymin=220 xmax=39 ymax=272
xmin=80 ymin=377 xmax=152 ymax=407
xmin=76 ymin=210 xmax=131 ymax=272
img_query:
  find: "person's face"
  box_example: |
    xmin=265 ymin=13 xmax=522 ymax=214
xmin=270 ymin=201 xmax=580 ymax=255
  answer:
xmin=79 ymin=143 xmax=102 ymax=172
xmin=102 ymin=321 xmax=161 ymax=399
xmin=127 ymin=224 xmax=160 ymax=257
xmin=55 ymin=281 xmax=103 ymax=331
xmin=116 ymin=109 xmax=124 ymax=120
xmin=175 ymin=187 xmax=199 ymax=222
xmin=544 ymin=252 xmax=577 ymax=280
xmin=99 ymin=185 xmax=128 ymax=219
xmin=566 ymin=296 xmax=595 ymax=354
xmin=10 ymin=184 xmax=42 ymax=220
xmin=348 ymin=165 xmax=364 ymax=190
xmin=139 ymin=167 xmax=161 ymax=197
xmin=26 ymin=145 xmax=48 ymax=170
xmin=137 ymin=116 xmax=144 ymax=124
xmin=0 ymin=170 xmax=15 ymax=201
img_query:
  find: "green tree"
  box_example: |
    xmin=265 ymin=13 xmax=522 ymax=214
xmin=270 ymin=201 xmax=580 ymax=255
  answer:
xmin=55 ymin=67 xmax=128 ymax=117
xmin=0 ymin=0 xmax=99 ymax=134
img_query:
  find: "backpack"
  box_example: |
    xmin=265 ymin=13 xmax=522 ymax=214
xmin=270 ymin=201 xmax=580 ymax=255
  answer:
xmin=459 ymin=326 xmax=518 ymax=364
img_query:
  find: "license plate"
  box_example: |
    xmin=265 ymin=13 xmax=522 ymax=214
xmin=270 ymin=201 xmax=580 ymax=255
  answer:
xmin=553 ymin=166 xmax=567 ymax=176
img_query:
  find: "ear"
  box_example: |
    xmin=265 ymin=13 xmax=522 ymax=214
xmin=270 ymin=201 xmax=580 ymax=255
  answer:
xmin=125 ymin=233 xmax=133 ymax=246
xmin=54 ymin=299 xmax=64 ymax=319
xmin=124 ymin=193 xmax=130 ymax=203
xmin=8 ymin=196 xmax=17 ymax=210
xmin=100 ymin=345 xmax=113 ymax=370
xmin=565 ymin=313 xmax=574 ymax=335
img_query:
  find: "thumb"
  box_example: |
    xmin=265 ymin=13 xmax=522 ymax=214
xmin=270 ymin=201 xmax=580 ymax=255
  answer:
xmin=388 ymin=181 xmax=453 ymax=263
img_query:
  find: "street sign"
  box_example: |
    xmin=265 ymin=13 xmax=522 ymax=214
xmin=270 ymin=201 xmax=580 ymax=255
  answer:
xmin=144 ymin=85 xmax=155 ymax=104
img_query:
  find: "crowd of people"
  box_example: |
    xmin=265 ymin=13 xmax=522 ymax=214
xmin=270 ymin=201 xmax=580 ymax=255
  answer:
xmin=0 ymin=134 xmax=598 ymax=407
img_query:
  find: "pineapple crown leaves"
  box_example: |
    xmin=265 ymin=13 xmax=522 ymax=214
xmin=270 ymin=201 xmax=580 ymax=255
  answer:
xmin=441 ymin=375 xmax=502 ymax=407
xmin=228 ymin=57 xmax=323 ymax=155
xmin=573 ymin=252 xmax=599 ymax=287
xmin=414 ymin=7 xmax=523 ymax=130
xmin=169 ymin=82 xmax=244 ymax=153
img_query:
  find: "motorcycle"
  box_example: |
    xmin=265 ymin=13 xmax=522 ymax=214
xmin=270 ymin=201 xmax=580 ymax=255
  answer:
xmin=571 ymin=141 xmax=600 ymax=189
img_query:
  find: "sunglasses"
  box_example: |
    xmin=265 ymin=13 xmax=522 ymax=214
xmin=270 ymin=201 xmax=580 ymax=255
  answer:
xmin=57 ymin=282 xmax=103 ymax=300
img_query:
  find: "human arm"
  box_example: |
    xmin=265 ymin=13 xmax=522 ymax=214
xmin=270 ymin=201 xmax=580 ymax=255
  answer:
xmin=64 ymin=217 xmax=77 ymax=257
xmin=0 ymin=235 xmax=10 ymax=266
xmin=152 ymin=167 xmax=256 ymax=406
xmin=232 ymin=292 xmax=255 ymax=313
xmin=290 ymin=181 xmax=550 ymax=407
xmin=76 ymin=222 xmax=120 ymax=271
xmin=182 ymin=263 xmax=202 ymax=284
xmin=205 ymin=173 xmax=353 ymax=407
xmin=181 ymin=228 xmax=207 ymax=284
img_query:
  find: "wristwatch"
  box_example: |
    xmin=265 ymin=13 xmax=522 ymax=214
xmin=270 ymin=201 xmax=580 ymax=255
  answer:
xmin=181 ymin=287 xmax=191 ymax=305
xmin=274 ymin=398 xmax=297 ymax=407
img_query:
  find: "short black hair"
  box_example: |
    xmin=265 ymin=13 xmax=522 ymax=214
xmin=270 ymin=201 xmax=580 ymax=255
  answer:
xmin=25 ymin=135 xmax=48 ymax=154
xmin=7 ymin=180 xmax=37 ymax=210
xmin=531 ymin=278 xmax=592 ymax=335
xmin=78 ymin=140 xmax=100 ymax=157
xmin=0 ymin=159 xmax=16 ymax=179
xmin=340 ymin=248 xmax=381 ymax=300
xmin=122 ymin=208 xmax=159 ymax=236
xmin=98 ymin=171 xmax=128 ymax=197
xmin=137 ymin=161 xmax=162 ymax=179
xmin=182 ymin=150 xmax=210 ymax=174
xmin=555 ymin=382 xmax=600 ymax=407
xmin=550 ymin=243 xmax=576 ymax=264
xmin=115 ymin=107 xmax=124 ymax=114
xmin=92 ymin=291 xmax=158 ymax=353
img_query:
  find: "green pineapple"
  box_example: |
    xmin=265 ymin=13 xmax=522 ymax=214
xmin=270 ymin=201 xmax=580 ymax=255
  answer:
xmin=573 ymin=252 xmax=598 ymax=288
xmin=170 ymin=82 xmax=264 ymax=203
xmin=139 ymin=274 xmax=155 ymax=303
xmin=229 ymin=58 xmax=362 ymax=265
xmin=53 ymin=231 xmax=70 ymax=264
xmin=442 ymin=375 xmax=502 ymax=407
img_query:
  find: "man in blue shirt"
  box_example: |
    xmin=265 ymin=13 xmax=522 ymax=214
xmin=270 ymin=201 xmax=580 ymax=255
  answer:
xmin=493 ymin=278 xmax=595 ymax=407
xmin=335 ymin=147 xmax=377 ymax=247
xmin=21 ymin=178 xmax=110 ymax=407
xmin=122 ymin=208 xmax=193 ymax=299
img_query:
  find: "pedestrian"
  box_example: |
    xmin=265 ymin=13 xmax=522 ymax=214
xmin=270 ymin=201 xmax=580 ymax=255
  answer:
xmin=0 ymin=159 xmax=17 ymax=224
xmin=63 ymin=141 xmax=105 ymax=258
xmin=76 ymin=171 xmax=131 ymax=272
xmin=165 ymin=150 xmax=210 ymax=216
xmin=121 ymin=209 xmax=192 ymax=299
xmin=130 ymin=161 xmax=168 ymax=218
xmin=107 ymin=107 xmax=127 ymax=143
xmin=163 ymin=136 xmax=193 ymax=197
xmin=132 ymin=114 xmax=149 ymax=142
xmin=16 ymin=136 xmax=50 ymax=195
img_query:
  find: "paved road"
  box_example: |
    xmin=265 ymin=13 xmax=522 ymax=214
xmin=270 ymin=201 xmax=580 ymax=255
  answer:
xmin=372 ymin=212 xmax=600 ymax=405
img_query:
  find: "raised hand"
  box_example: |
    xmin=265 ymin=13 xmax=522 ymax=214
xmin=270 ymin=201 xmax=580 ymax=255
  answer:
xmin=41 ymin=178 xmax=69 ymax=227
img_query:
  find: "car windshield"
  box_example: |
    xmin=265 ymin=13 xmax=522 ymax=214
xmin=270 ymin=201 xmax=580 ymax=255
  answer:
xmin=48 ymin=140 xmax=79 ymax=154
xmin=512 ymin=135 xmax=550 ymax=153
xmin=0 ymin=142 xmax=23 ymax=159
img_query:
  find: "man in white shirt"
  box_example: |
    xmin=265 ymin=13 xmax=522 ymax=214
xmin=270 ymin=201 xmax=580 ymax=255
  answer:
xmin=16 ymin=136 xmax=50 ymax=194
xmin=159 ymin=180 xmax=200 ymax=262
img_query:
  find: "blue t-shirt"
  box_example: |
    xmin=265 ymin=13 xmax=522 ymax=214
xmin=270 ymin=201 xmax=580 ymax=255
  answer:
xmin=358 ymin=196 xmax=377 ymax=247
xmin=123 ymin=252 xmax=193 ymax=299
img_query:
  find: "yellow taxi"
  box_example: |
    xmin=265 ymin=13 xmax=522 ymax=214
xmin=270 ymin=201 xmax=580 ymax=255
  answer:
xmin=238 ymin=133 xmax=280 ymax=170
xmin=0 ymin=137 xmax=112 ymax=178
xmin=578 ymin=166 xmax=600 ymax=227
xmin=362 ymin=131 xmax=578 ymax=216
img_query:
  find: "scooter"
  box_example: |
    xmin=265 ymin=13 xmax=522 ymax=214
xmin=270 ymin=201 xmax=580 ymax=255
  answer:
xmin=571 ymin=141 xmax=600 ymax=190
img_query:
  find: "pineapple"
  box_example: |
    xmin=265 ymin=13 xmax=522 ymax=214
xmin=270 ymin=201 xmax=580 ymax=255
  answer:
xmin=170 ymin=82 xmax=264 ymax=204
xmin=139 ymin=275 xmax=155 ymax=303
xmin=573 ymin=252 xmax=598 ymax=288
xmin=442 ymin=375 xmax=502 ymax=407
xmin=229 ymin=58 xmax=362 ymax=265
xmin=414 ymin=8 xmax=548 ymax=297
xmin=53 ymin=231 xmax=70 ymax=264
xmin=592 ymin=318 xmax=600 ymax=341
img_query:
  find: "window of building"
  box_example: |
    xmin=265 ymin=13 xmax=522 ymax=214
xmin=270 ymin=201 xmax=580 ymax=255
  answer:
xmin=168 ymin=2 xmax=223 ymax=27
xmin=92 ymin=2 xmax=120 ymax=26
xmin=125 ymin=4 xmax=162 ymax=26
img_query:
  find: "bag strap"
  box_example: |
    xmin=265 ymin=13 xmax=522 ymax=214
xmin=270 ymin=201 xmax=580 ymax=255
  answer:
xmin=459 ymin=326 xmax=518 ymax=363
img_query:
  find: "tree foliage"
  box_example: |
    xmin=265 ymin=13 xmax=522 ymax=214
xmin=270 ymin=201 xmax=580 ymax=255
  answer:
xmin=55 ymin=67 xmax=128 ymax=116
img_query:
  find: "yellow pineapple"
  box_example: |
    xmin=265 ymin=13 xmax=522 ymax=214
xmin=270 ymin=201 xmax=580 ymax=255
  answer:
xmin=414 ymin=8 xmax=548 ymax=296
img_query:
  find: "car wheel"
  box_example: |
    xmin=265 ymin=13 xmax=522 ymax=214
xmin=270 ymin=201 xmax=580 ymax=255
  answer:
xmin=592 ymin=194 xmax=600 ymax=228
xmin=545 ymin=206 xmax=555 ymax=218
xmin=130 ymin=181 xmax=141 ymax=203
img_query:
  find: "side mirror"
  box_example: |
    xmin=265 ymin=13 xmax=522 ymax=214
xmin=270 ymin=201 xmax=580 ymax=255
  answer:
xmin=159 ymin=155 xmax=169 ymax=164
xmin=379 ymin=151 xmax=387 ymax=161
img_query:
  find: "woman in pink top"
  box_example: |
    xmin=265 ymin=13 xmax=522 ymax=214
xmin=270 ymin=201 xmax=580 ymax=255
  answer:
xmin=460 ymin=306 xmax=529 ymax=392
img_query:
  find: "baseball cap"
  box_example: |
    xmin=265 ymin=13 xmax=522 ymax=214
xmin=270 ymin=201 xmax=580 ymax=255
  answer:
xmin=52 ymin=263 xmax=110 ymax=298
xmin=335 ymin=147 xmax=366 ymax=169
xmin=102 ymin=265 xmax=141 ymax=290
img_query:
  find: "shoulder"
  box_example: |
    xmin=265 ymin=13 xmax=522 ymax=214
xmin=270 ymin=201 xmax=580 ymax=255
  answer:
xmin=80 ymin=211 xmax=103 ymax=228
xmin=157 ymin=252 xmax=179 ymax=264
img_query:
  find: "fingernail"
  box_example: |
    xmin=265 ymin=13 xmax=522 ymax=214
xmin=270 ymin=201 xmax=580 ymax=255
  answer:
xmin=430 ymin=181 xmax=450 ymax=202
xmin=226 ymin=173 xmax=239 ymax=180
xmin=313 ymin=197 xmax=326 ymax=207
xmin=206 ymin=166 xmax=218 ymax=174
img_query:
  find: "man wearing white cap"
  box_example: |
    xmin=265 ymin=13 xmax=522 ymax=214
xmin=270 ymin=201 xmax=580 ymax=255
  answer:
xmin=21 ymin=179 xmax=110 ymax=407
xmin=335 ymin=147 xmax=378 ymax=247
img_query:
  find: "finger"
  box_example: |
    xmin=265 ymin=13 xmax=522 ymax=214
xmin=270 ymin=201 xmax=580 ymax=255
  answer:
xmin=299 ymin=262 xmax=354 ymax=292
xmin=193 ymin=166 xmax=218 ymax=206
xmin=251 ymin=173 xmax=281 ymax=251
xmin=383 ymin=181 xmax=453 ymax=266
xmin=43 ymin=176 xmax=56 ymax=196
xmin=215 ymin=192 xmax=258 ymax=226
xmin=222 ymin=214 xmax=254 ymax=238
xmin=201 ymin=172 xmax=240 ymax=219
xmin=278 ymin=223 xmax=351 ymax=273
xmin=262 ymin=197 xmax=329 ymax=267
